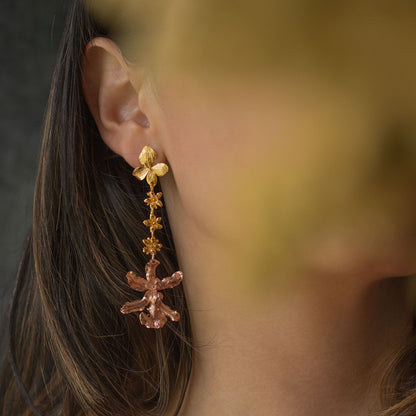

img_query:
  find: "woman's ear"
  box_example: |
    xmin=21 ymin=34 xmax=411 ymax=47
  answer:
xmin=81 ymin=37 xmax=163 ymax=167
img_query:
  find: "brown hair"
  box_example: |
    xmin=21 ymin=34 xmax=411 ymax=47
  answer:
xmin=1 ymin=1 xmax=416 ymax=415
xmin=0 ymin=1 xmax=191 ymax=415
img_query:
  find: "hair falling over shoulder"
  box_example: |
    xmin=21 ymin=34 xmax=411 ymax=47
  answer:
xmin=1 ymin=1 xmax=416 ymax=415
xmin=0 ymin=2 xmax=192 ymax=415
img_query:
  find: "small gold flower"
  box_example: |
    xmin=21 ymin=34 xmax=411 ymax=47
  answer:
xmin=133 ymin=146 xmax=168 ymax=186
xmin=144 ymin=191 xmax=163 ymax=209
xmin=142 ymin=237 xmax=162 ymax=255
xmin=143 ymin=216 xmax=163 ymax=232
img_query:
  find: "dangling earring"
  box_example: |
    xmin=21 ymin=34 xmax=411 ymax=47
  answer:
xmin=120 ymin=145 xmax=183 ymax=329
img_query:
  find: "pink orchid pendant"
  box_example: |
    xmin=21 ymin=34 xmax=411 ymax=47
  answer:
xmin=120 ymin=258 xmax=183 ymax=329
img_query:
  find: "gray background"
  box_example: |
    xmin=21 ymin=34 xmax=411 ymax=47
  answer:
xmin=0 ymin=1 xmax=66 ymax=324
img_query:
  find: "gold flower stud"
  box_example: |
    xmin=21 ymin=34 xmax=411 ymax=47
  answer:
xmin=132 ymin=145 xmax=168 ymax=186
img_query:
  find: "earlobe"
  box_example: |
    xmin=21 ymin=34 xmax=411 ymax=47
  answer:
xmin=81 ymin=37 xmax=159 ymax=168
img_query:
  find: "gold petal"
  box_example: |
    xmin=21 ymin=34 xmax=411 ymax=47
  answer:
xmin=139 ymin=146 xmax=157 ymax=167
xmin=143 ymin=246 xmax=155 ymax=256
xmin=146 ymin=170 xmax=158 ymax=186
xmin=152 ymin=163 xmax=169 ymax=177
xmin=132 ymin=166 xmax=149 ymax=181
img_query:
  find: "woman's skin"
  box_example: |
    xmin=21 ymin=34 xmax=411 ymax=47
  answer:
xmin=82 ymin=35 xmax=416 ymax=416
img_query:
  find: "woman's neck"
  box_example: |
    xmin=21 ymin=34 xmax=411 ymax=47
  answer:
xmin=175 ymin=254 xmax=412 ymax=416
xmin=162 ymin=185 xmax=414 ymax=416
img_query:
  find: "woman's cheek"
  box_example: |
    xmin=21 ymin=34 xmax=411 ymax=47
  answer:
xmin=159 ymin=76 xmax=416 ymax=293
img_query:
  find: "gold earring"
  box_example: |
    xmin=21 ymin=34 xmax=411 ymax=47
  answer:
xmin=120 ymin=145 xmax=183 ymax=329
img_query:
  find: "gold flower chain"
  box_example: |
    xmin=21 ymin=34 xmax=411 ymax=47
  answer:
xmin=132 ymin=145 xmax=169 ymax=258
xmin=142 ymin=184 xmax=164 ymax=257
